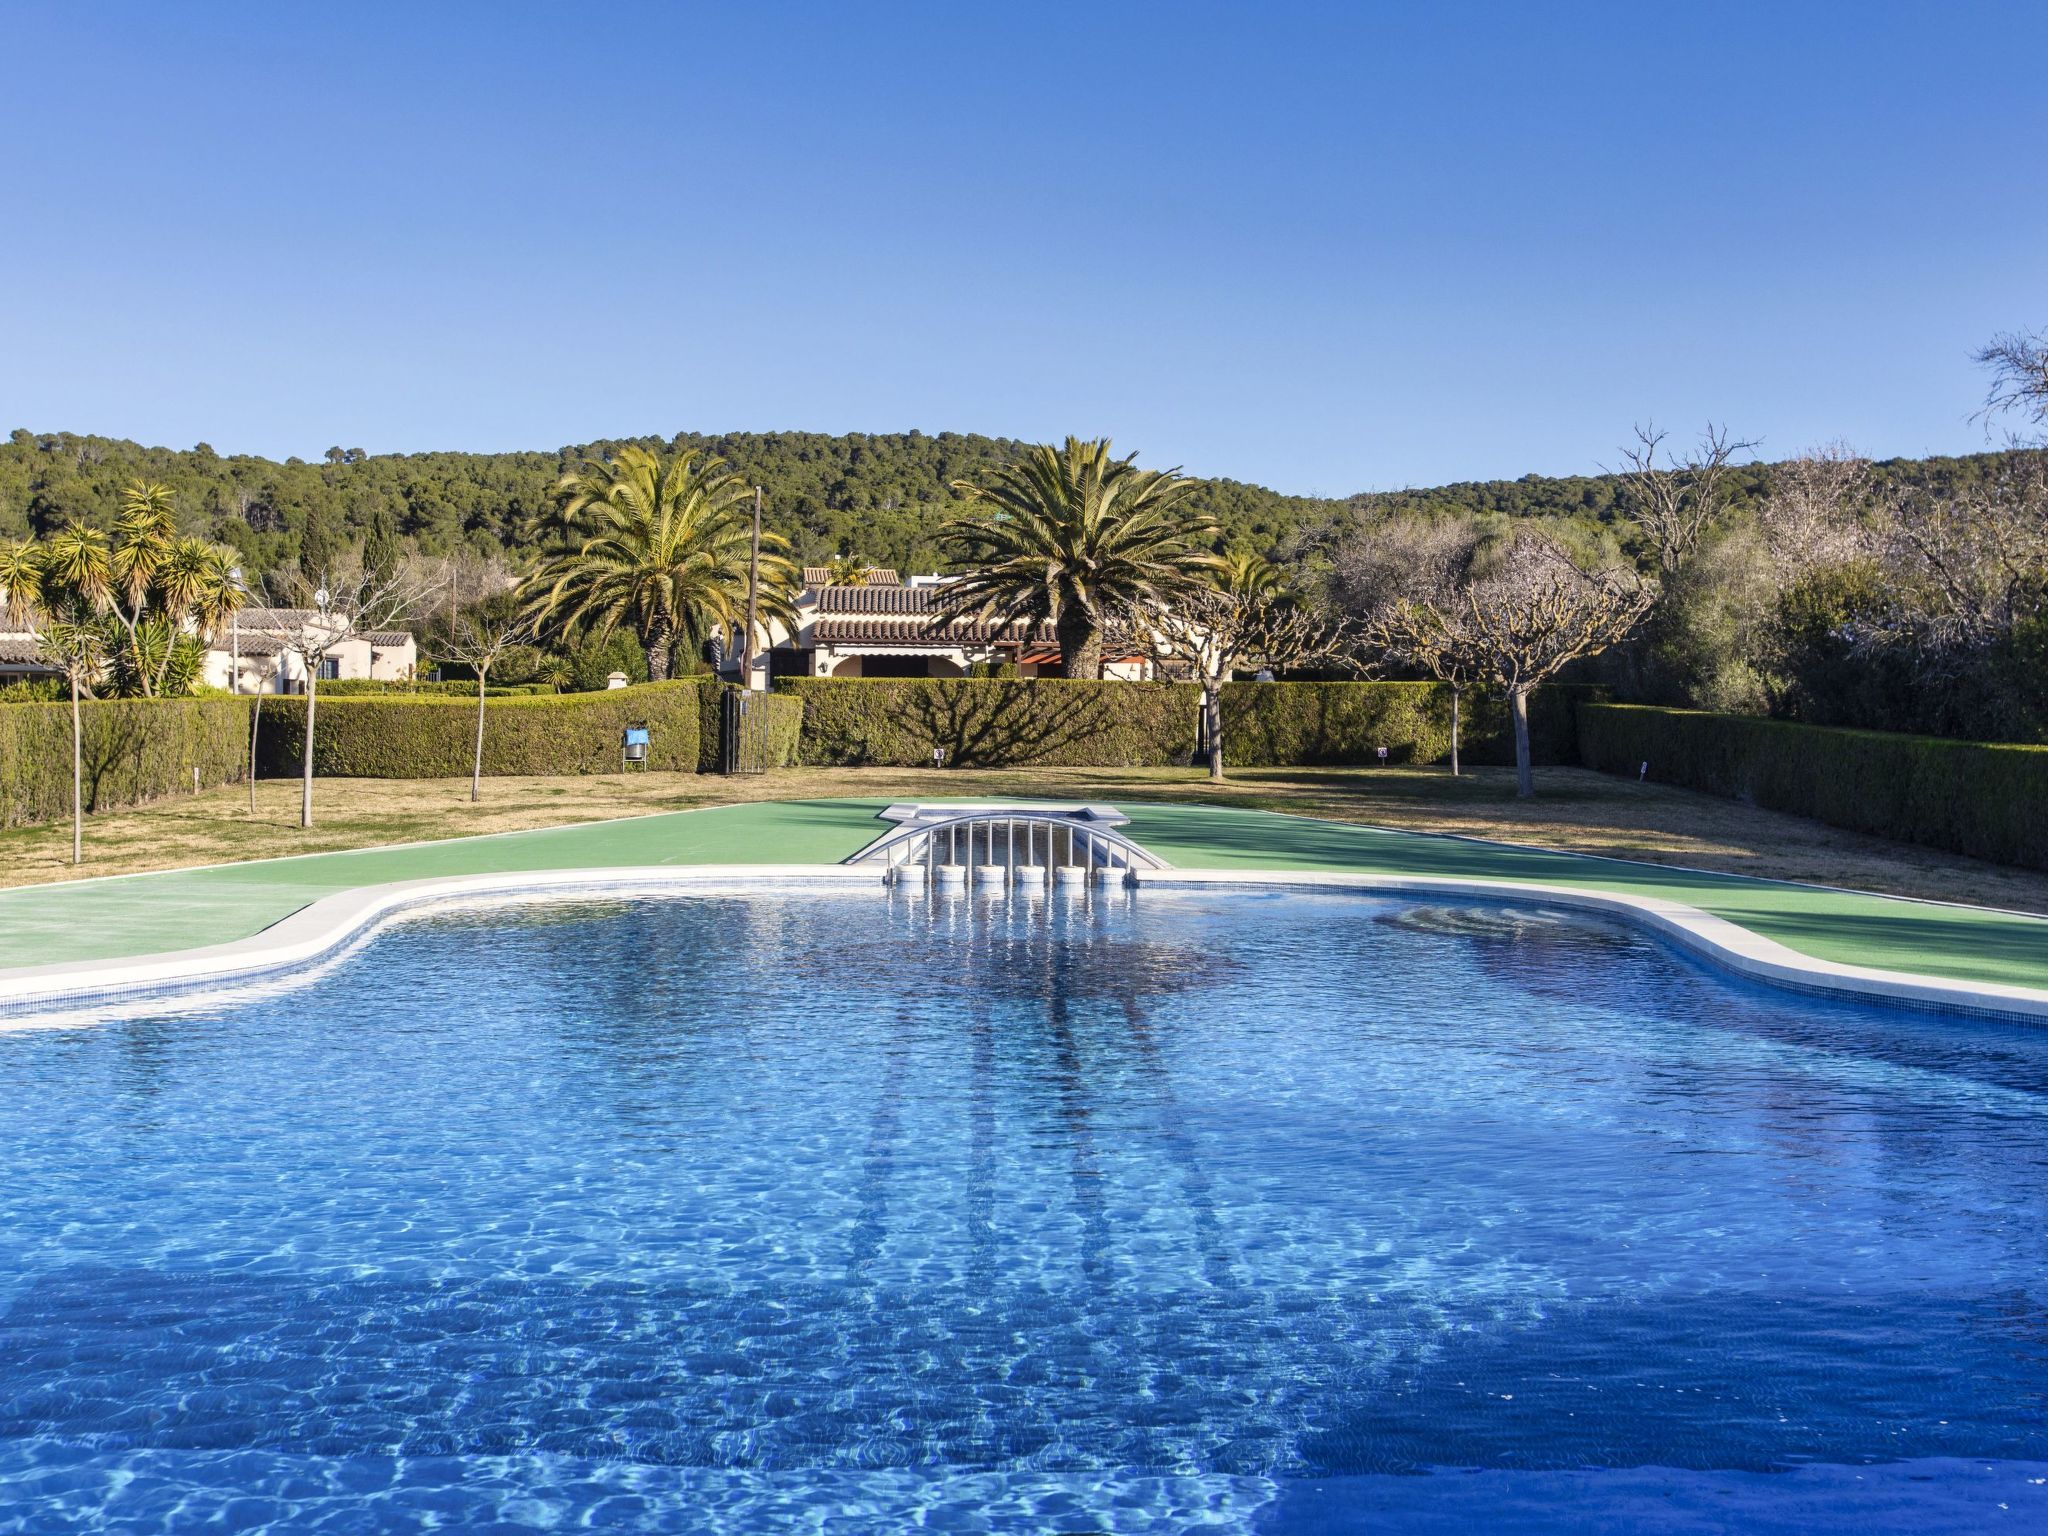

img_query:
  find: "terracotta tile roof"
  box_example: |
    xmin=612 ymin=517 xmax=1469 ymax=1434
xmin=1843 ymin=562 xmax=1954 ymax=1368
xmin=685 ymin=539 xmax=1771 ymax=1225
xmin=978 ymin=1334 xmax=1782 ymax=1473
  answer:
xmin=815 ymin=584 xmax=947 ymax=615
xmin=802 ymin=567 xmax=901 ymax=588
xmin=0 ymin=636 xmax=50 ymax=665
xmin=813 ymin=616 xmax=1053 ymax=645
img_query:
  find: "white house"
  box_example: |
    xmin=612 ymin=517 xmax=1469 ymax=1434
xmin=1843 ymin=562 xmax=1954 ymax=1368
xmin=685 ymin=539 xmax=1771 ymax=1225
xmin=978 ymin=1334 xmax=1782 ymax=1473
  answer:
xmin=204 ymin=608 xmax=419 ymax=693
xmin=745 ymin=571 xmax=1153 ymax=683
xmin=1 ymin=609 xmax=418 ymax=694
xmin=0 ymin=634 xmax=54 ymax=684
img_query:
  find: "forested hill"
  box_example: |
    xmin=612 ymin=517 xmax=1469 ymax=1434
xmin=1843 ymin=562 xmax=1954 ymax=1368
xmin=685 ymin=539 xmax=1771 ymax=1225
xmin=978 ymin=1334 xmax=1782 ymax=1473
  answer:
xmin=0 ymin=425 xmax=2019 ymax=580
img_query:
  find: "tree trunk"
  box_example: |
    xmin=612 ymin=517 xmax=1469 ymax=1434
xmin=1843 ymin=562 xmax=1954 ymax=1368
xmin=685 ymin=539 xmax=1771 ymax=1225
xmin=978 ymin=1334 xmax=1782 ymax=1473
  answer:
xmin=1509 ymin=685 xmax=1534 ymax=798
xmin=643 ymin=626 xmax=672 ymax=683
xmin=471 ymin=671 xmax=488 ymax=802
xmin=1056 ymin=608 xmax=1101 ymax=681
xmin=70 ymin=672 xmax=83 ymax=866
xmin=1449 ymin=685 xmax=1461 ymax=777
xmin=1204 ymin=681 xmax=1225 ymax=781
xmin=300 ymin=668 xmax=318 ymax=829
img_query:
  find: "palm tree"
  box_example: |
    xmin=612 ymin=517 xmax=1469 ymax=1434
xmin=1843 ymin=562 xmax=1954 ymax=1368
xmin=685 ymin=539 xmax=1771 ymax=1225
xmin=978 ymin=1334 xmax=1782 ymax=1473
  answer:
xmin=937 ymin=437 xmax=1213 ymax=678
xmin=528 ymin=446 xmax=798 ymax=680
xmin=1214 ymin=547 xmax=1287 ymax=600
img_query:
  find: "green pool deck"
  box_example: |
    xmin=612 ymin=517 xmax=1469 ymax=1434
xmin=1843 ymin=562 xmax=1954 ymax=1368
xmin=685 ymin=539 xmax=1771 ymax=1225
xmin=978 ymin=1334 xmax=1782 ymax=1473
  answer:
xmin=0 ymin=797 xmax=2044 ymax=992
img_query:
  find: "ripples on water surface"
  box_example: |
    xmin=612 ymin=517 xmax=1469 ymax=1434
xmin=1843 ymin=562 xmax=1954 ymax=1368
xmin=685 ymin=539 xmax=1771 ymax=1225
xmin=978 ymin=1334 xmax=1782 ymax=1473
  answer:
xmin=1 ymin=888 xmax=2045 ymax=1533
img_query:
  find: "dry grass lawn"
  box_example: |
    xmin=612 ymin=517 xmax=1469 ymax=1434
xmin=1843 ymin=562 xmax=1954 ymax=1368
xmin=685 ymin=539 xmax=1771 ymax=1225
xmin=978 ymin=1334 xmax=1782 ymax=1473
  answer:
xmin=4 ymin=764 xmax=2045 ymax=914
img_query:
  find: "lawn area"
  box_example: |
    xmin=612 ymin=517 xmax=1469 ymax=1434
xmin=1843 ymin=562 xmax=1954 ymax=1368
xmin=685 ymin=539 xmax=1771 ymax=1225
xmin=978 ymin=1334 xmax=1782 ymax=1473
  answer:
xmin=4 ymin=763 xmax=2046 ymax=915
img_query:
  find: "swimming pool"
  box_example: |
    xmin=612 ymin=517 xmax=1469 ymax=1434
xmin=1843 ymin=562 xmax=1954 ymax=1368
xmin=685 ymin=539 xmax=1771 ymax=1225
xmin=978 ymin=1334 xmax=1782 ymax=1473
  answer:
xmin=2 ymin=888 xmax=2044 ymax=1533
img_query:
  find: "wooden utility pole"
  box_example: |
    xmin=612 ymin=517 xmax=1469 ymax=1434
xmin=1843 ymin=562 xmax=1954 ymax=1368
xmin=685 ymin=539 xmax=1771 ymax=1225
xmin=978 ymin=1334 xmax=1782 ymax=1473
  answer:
xmin=743 ymin=485 xmax=762 ymax=690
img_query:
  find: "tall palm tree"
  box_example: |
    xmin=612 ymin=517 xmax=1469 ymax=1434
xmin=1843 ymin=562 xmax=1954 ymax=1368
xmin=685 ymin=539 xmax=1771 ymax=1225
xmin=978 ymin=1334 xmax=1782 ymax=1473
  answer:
xmin=937 ymin=437 xmax=1213 ymax=678
xmin=528 ymin=445 xmax=798 ymax=681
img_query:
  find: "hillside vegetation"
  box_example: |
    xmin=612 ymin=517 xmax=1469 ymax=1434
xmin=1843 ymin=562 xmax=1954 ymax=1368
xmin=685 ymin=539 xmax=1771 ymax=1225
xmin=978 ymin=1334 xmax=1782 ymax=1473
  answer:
xmin=1 ymin=424 xmax=2020 ymax=583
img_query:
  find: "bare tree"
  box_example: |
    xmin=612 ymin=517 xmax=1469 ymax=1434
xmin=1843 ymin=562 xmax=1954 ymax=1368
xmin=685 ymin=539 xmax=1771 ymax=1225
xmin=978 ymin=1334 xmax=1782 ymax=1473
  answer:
xmin=246 ymin=645 xmax=285 ymax=816
xmin=1360 ymin=604 xmax=1478 ymax=777
xmin=0 ymin=539 xmax=113 ymax=865
xmin=1874 ymin=450 xmax=2048 ymax=653
xmin=436 ymin=559 xmax=540 ymax=803
xmin=1612 ymin=423 xmax=1758 ymax=573
xmin=1131 ymin=580 xmax=1351 ymax=781
xmin=1975 ymin=327 xmax=2048 ymax=443
xmin=37 ymin=624 xmax=114 ymax=865
xmin=1336 ymin=516 xmax=1486 ymax=775
xmin=1375 ymin=531 xmax=1655 ymax=796
xmin=1756 ymin=442 xmax=1874 ymax=570
xmin=268 ymin=561 xmax=441 ymax=829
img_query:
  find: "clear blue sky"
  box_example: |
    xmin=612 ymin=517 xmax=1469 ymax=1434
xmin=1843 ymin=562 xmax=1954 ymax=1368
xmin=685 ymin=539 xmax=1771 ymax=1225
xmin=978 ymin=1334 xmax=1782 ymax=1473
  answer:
xmin=3 ymin=1 xmax=2041 ymax=495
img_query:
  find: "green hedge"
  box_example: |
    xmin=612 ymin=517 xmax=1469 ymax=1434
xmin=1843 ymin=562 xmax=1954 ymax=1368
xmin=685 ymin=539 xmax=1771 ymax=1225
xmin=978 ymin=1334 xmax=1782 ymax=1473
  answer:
xmin=1579 ymin=703 xmax=2048 ymax=870
xmin=776 ymin=677 xmax=1589 ymax=769
xmin=696 ymin=686 xmax=805 ymax=772
xmin=253 ymin=682 xmax=703 ymax=778
xmin=0 ymin=696 xmax=250 ymax=828
xmin=777 ymin=678 xmax=1202 ymax=767
xmin=315 ymin=678 xmax=558 ymax=698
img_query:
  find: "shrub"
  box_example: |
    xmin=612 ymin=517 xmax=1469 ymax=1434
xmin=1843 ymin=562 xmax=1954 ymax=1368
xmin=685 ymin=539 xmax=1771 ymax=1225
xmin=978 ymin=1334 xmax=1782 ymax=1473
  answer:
xmin=0 ymin=696 xmax=250 ymax=828
xmin=1579 ymin=703 xmax=2048 ymax=870
xmin=253 ymin=682 xmax=703 ymax=778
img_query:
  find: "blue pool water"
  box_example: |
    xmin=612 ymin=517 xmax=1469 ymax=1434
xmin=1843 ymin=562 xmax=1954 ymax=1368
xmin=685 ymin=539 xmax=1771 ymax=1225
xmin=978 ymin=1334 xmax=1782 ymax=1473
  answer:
xmin=2 ymin=888 xmax=2046 ymax=1533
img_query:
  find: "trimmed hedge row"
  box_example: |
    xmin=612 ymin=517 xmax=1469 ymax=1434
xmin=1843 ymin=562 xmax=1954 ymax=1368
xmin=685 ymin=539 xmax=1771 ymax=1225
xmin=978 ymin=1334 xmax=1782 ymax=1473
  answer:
xmin=316 ymin=678 xmax=558 ymax=698
xmin=252 ymin=682 xmax=703 ymax=778
xmin=695 ymin=686 xmax=805 ymax=772
xmin=777 ymin=678 xmax=1203 ymax=767
xmin=0 ymin=696 xmax=250 ymax=828
xmin=776 ymin=678 xmax=1591 ymax=769
xmin=1579 ymin=703 xmax=2048 ymax=870
xmin=1218 ymin=682 xmax=1587 ymax=767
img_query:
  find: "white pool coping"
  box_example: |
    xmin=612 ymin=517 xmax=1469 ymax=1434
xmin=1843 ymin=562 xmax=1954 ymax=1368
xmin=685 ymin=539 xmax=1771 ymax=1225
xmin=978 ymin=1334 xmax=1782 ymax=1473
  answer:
xmin=1134 ymin=869 xmax=2048 ymax=1024
xmin=2 ymin=862 xmax=2044 ymax=1026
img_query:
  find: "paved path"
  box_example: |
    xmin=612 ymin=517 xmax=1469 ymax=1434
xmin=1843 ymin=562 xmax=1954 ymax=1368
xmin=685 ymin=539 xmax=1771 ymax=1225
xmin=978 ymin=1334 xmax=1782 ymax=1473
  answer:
xmin=1 ymin=797 xmax=2042 ymax=992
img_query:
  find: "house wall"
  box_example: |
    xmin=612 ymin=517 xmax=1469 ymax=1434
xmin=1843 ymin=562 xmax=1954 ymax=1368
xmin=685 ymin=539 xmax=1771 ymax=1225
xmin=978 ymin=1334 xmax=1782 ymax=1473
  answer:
xmin=199 ymin=636 xmax=417 ymax=692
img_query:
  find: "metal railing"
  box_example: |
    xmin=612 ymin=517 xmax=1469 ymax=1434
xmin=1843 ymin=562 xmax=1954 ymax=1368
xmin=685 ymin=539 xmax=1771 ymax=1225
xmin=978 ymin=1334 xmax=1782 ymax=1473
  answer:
xmin=847 ymin=810 xmax=1164 ymax=879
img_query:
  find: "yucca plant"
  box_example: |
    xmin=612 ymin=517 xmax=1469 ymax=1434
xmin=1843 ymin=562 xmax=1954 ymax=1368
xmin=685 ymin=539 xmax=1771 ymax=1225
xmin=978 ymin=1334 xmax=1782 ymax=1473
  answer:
xmin=528 ymin=446 xmax=798 ymax=680
xmin=936 ymin=437 xmax=1214 ymax=678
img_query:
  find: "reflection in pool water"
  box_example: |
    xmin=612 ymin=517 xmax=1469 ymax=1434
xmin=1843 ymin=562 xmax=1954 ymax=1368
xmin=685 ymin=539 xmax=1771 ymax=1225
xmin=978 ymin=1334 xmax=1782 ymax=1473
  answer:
xmin=1 ymin=888 xmax=2045 ymax=1533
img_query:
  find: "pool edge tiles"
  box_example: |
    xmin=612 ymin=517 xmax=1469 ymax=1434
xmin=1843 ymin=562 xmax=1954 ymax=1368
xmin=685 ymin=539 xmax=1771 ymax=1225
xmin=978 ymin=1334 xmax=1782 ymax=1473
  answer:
xmin=1 ymin=797 xmax=2045 ymax=1023
xmin=1136 ymin=871 xmax=2048 ymax=1026
xmin=0 ymin=862 xmax=2043 ymax=1027
xmin=0 ymin=867 xmax=875 ymax=1023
